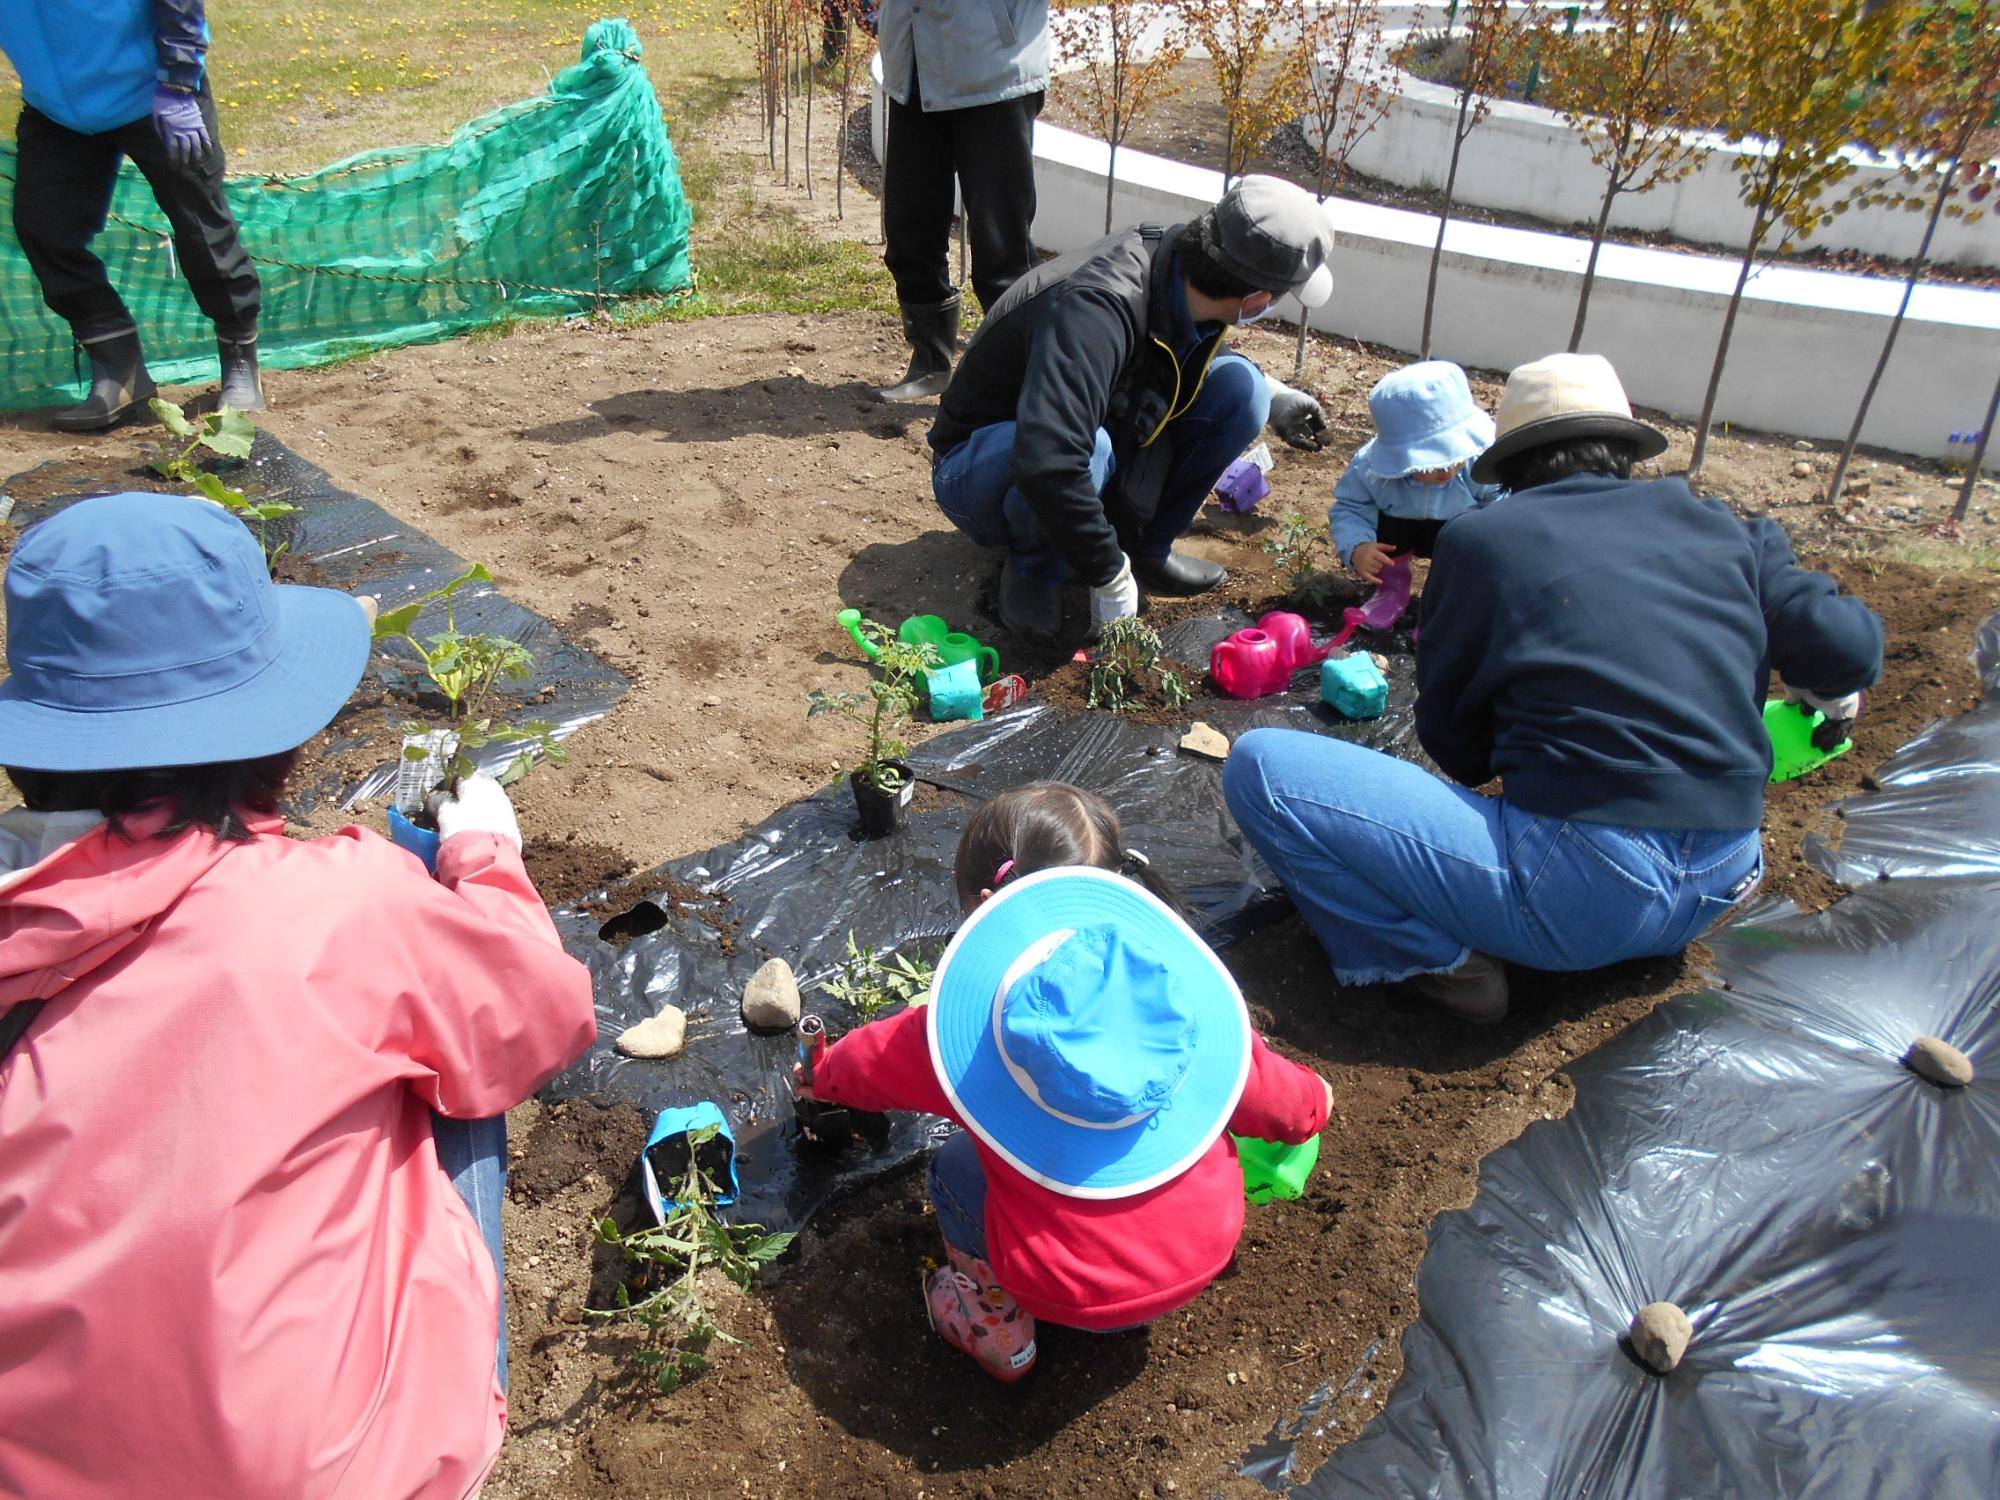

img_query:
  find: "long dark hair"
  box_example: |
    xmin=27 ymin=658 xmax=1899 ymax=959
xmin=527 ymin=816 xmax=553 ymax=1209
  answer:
xmin=7 ymin=752 xmax=298 ymax=844
xmin=1495 ymin=436 xmax=1638 ymax=493
xmin=953 ymin=782 xmax=1181 ymax=911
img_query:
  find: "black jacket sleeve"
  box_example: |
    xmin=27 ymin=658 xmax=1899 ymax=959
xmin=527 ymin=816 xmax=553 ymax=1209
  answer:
xmin=1414 ymin=519 xmax=1502 ymax=787
xmin=1748 ymin=518 xmax=1884 ymax=696
xmin=154 ymin=0 xmax=208 ymax=92
xmin=1008 ymin=287 xmax=1137 ymax=588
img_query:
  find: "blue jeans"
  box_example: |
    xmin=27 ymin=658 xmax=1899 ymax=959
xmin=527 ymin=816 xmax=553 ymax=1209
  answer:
xmin=434 ymin=1111 xmax=509 ymax=1389
xmin=928 ymin=1129 xmax=990 ymax=1259
xmin=1223 ymin=730 xmax=1763 ymax=985
xmin=932 ymin=351 xmax=1270 ymax=584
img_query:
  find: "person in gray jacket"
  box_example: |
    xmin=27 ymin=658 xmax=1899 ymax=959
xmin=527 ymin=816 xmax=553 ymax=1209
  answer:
xmin=873 ymin=0 xmax=1049 ymax=403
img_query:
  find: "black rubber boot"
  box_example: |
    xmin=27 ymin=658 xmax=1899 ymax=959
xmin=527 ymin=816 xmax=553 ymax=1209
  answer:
xmin=50 ymin=323 xmax=157 ymax=433
xmin=1133 ymin=549 xmax=1228 ymax=596
xmin=217 ymin=332 xmax=266 ymax=412
xmin=875 ymin=293 xmax=961 ymax=403
xmin=998 ymin=555 xmax=1062 ymax=641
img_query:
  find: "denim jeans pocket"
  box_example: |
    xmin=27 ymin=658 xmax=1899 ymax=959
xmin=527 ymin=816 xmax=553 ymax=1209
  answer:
xmin=1520 ymin=822 xmax=1681 ymax=968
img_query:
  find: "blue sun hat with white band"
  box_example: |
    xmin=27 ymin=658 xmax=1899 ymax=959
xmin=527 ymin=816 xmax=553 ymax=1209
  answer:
xmin=926 ymin=867 xmax=1252 ymax=1199
xmin=1364 ymin=361 xmax=1495 ymax=479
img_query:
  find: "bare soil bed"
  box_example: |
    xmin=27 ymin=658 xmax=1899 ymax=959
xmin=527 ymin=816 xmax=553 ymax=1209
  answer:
xmin=1 ymin=89 xmax=1996 ymax=1500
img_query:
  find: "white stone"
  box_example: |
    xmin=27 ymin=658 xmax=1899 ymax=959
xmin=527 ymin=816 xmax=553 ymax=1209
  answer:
xmin=742 ymin=957 xmax=802 ymax=1031
xmin=615 ymin=1006 xmax=687 ymax=1059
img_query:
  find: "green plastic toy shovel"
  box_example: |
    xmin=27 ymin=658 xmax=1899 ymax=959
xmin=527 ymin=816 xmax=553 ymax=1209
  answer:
xmin=1233 ymin=1133 xmax=1322 ymax=1205
xmin=1765 ymin=698 xmax=1853 ymax=783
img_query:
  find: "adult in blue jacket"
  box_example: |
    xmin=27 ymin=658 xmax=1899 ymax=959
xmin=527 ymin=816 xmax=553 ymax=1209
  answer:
xmin=1224 ymin=354 xmax=1884 ymax=1024
xmin=1 ymin=0 xmax=262 ymax=431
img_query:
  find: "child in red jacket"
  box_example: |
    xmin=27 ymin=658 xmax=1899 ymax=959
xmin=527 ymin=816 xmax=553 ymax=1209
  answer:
xmin=801 ymin=783 xmax=1331 ymax=1382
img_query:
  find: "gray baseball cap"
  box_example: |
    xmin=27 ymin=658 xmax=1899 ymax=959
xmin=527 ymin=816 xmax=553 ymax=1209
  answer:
xmin=1196 ymin=175 xmax=1336 ymax=308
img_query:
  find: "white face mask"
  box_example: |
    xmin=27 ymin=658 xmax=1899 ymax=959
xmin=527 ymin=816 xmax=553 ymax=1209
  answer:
xmin=1238 ymin=297 xmax=1277 ymax=326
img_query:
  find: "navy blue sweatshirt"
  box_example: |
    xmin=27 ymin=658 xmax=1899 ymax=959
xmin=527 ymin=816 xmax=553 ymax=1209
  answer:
xmin=1415 ymin=474 xmax=1883 ymax=831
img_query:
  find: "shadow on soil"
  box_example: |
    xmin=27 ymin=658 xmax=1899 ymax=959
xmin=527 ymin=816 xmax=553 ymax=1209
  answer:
xmin=519 ymin=378 xmax=926 ymax=446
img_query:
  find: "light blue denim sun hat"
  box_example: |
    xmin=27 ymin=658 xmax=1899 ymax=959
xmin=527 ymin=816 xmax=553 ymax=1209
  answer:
xmin=927 ymin=866 xmax=1252 ymax=1199
xmin=1364 ymin=361 xmax=1495 ymax=479
xmin=0 ymin=492 xmax=371 ymax=772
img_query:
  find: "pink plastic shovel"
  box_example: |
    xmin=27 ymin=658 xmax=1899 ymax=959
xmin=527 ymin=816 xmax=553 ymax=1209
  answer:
xmin=1327 ymin=553 xmax=1414 ymax=651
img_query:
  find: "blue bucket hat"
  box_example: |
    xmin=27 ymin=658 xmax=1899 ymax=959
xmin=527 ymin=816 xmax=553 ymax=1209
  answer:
xmin=1364 ymin=361 xmax=1495 ymax=479
xmin=0 ymin=492 xmax=371 ymax=772
xmin=927 ymin=867 xmax=1252 ymax=1199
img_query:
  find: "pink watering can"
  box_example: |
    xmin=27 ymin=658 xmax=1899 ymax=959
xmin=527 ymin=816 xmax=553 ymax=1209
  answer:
xmin=1327 ymin=553 xmax=1414 ymax=652
xmin=1211 ymin=610 xmax=1331 ymax=699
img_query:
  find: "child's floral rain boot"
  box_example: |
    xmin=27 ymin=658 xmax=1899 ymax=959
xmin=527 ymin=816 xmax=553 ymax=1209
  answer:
xmin=923 ymin=1245 xmax=1037 ymax=1382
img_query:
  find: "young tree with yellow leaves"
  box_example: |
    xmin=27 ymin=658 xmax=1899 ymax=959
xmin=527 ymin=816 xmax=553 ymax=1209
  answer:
xmin=1406 ymin=0 xmax=1544 ymax=358
xmin=1547 ymin=0 xmax=1710 ymax=351
xmin=1827 ymin=0 xmax=2000 ymax=508
xmin=1055 ymin=0 xmax=1193 ymax=232
xmin=1183 ymin=0 xmax=1304 ymax=190
xmin=1688 ymin=0 xmax=1912 ymax=478
xmin=1288 ymin=0 xmax=1396 ymax=377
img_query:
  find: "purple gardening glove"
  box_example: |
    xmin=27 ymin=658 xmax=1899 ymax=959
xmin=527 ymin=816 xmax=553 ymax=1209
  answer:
xmin=150 ymin=87 xmax=211 ymax=165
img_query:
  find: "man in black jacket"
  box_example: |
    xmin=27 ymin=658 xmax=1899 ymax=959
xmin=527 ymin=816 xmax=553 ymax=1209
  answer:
xmin=929 ymin=175 xmax=1336 ymax=640
xmin=1224 ymin=353 xmax=1883 ymax=1025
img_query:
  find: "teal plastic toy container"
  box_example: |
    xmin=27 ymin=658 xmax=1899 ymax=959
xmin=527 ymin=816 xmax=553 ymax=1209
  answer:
xmin=1322 ymin=654 xmax=1389 ymax=720
xmin=1234 ymin=1133 xmax=1322 ymax=1204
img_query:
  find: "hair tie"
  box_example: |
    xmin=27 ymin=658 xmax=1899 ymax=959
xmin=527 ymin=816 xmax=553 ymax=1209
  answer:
xmin=1120 ymin=848 xmax=1151 ymax=872
xmin=993 ymin=859 xmax=1017 ymax=888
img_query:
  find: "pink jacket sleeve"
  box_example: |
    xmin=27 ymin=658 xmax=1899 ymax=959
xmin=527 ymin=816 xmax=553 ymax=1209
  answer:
xmin=392 ymin=831 xmax=598 ymax=1118
xmin=1226 ymin=1033 xmax=1330 ymax=1144
xmin=812 ymin=1006 xmax=955 ymax=1119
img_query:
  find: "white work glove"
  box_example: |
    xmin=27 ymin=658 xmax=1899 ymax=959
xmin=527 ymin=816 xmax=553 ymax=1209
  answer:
xmin=429 ymin=773 xmax=523 ymax=851
xmin=1266 ymin=378 xmax=1328 ymax=452
xmin=1786 ymin=686 xmax=1863 ymax=750
xmin=1089 ymin=555 xmax=1141 ymax=631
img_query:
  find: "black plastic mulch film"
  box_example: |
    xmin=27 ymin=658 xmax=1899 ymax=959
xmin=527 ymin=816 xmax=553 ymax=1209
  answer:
xmin=549 ymin=612 xmax=1424 ymax=1231
xmin=1280 ymin=614 xmax=2000 ymax=1498
xmin=2 ymin=436 xmax=630 ymax=806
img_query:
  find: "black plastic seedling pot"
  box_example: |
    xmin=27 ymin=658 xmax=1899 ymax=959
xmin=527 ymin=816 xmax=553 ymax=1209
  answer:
xmin=849 ymin=757 xmax=914 ymax=838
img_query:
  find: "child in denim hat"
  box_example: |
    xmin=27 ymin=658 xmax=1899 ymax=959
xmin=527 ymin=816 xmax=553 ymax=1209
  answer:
xmin=1332 ymin=361 xmax=1503 ymax=583
xmin=796 ymin=783 xmax=1331 ymax=1382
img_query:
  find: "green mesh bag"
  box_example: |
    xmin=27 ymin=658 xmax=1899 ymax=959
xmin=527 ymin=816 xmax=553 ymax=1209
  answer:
xmin=0 ymin=18 xmax=693 ymax=411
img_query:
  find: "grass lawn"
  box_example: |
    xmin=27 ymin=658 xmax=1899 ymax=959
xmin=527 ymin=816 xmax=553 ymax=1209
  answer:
xmin=0 ymin=0 xmax=894 ymax=319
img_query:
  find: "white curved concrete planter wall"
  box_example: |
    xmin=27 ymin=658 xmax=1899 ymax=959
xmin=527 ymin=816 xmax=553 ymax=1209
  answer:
xmin=1326 ymin=27 xmax=2000 ymax=269
xmin=869 ymin=29 xmax=2000 ymax=469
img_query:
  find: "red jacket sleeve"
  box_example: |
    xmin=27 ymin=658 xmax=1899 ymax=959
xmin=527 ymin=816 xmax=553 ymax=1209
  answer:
xmin=1226 ymin=1033 xmax=1330 ymax=1144
xmin=812 ymin=1006 xmax=955 ymax=1118
xmin=396 ymin=831 xmax=598 ymax=1118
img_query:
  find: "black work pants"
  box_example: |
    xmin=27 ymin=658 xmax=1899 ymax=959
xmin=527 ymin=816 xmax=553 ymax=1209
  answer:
xmin=882 ymin=76 xmax=1041 ymax=313
xmin=12 ymin=88 xmax=260 ymax=338
xmin=1374 ymin=514 xmax=1448 ymax=558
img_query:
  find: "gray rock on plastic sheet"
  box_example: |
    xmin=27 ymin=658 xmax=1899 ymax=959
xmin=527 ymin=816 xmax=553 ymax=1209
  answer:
xmin=615 ymin=1006 xmax=688 ymax=1059
xmin=742 ymin=957 xmax=802 ymax=1031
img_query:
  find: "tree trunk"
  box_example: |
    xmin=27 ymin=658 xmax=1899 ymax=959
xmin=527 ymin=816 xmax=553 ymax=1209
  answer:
xmin=1569 ymin=172 xmax=1621 ymax=352
xmin=1296 ymin=143 xmax=1335 ymax=381
xmin=1420 ymin=93 xmax=1475 ymax=360
xmin=1953 ymin=362 xmax=2000 ymax=527
xmin=1825 ymin=163 xmax=1957 ymax=506
xmin=1104 ymin=139 xmax=1120 ymax=234
xmin=1690 ymin=176 xmax=1778 ymax=479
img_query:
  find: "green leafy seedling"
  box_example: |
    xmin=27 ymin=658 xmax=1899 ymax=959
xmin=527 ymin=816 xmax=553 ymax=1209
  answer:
xmin=149 ymin=399 xmax=255 ymax=480
xmin=1261 ymin=510 xmax=1335 ymax=607
xmin=1088 ymin=616 xmax=1191 ymax=714
xmin=807 ymin=615 xmax=939 ymax=791
xmin=586 ymin=1124 xmax=796 ymax=1395
xmin=819 ymin=931 xmax=936 ymax=1019
xmin=374 ymin=564 xmax=569 ymax=787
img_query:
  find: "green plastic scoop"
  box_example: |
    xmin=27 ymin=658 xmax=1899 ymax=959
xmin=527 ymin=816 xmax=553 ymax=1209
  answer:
xmin=1765 ymin=698 xmax=1853 ymax=783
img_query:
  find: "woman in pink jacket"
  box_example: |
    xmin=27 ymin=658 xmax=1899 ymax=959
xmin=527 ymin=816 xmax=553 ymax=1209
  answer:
xmin=0 ymin=493 xmax=598 ymax=1499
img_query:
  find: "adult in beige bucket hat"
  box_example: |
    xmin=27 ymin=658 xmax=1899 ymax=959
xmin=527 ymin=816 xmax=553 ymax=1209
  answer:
xmin=1224 ymin=351 xmax=1884 ymax=1026
xmin=1470 ymin=353 xmax=1668 ymax=486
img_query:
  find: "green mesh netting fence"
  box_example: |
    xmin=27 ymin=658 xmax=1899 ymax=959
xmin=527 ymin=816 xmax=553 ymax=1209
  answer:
xmin=0 ymin=17 xmax=693 ymax=411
